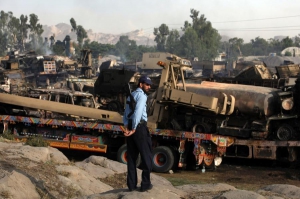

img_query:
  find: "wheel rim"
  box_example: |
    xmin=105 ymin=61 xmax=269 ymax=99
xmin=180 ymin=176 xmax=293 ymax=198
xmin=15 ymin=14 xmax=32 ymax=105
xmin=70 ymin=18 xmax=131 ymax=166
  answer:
xmin=153 ymin=152 xmax=167 ymax=167
xmin=277 ymin=126 xmax=292 ymax=141
xmin=121 ymin=151 xmax=128 ymax=163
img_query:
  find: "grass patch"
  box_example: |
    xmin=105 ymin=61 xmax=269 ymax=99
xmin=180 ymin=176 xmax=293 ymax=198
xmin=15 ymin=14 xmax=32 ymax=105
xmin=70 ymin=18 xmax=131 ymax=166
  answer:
xmin=1 ymin=130 xmax=14 ymax=140
xmin=64 ymin=185 xmax=81 ymax=199
xmin=25 ymin=135 xmax=49 ymax=147
xmin=164 ymin=177 xmax=202 ymax=186
xmin=58 ymin=171 xmax=71 ymax=177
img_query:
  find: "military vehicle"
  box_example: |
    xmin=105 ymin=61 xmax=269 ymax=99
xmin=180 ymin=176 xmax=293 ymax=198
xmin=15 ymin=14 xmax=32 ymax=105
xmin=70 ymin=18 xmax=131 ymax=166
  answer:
xmin=1 ymin=53 xmax=300 ymax=172
xmin=200 ymin=61 xmax=300 ymax=89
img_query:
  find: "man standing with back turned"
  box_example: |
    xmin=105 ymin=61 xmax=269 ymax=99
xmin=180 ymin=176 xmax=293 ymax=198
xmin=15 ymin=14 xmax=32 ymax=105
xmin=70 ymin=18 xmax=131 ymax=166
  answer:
xmin=123 ymin=75 xmax=153 ymax=192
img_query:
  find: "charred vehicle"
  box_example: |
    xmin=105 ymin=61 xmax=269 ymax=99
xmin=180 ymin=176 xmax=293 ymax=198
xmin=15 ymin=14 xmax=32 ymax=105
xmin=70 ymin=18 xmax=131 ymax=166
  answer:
xmin=1 ymin=53 xmax=300 ymax=171
xmin=0 ymin=54 xmax=234 ymax=172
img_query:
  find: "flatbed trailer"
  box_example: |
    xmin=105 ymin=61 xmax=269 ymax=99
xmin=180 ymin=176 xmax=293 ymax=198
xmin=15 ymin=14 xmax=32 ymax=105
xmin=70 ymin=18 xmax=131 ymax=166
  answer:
xmin=0 ymin=114 xmax=234 ymax=173
xmin=225 ymin=138 xmax=300 ymax=162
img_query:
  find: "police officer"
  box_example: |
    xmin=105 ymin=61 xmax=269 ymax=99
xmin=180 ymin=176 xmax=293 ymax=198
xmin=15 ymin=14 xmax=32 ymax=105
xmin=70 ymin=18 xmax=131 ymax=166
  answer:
xmin=123 ymin=75 xmax=153 ymax=192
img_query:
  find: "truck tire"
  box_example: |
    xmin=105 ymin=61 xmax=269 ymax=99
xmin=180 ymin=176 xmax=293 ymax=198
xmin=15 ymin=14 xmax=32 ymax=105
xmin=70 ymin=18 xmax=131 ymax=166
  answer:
xmin=117 ymin=144 xmax=141 ymax=167
xmin=152 ymin=146 xmax=174 ymax=173
xmin=276 ymin=124 xmax=295 ymax=141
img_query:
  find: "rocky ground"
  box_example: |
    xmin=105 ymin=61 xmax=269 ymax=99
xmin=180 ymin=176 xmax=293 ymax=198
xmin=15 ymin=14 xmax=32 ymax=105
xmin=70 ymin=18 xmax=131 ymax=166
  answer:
xmin=1 ymin=137 xmax=300 ymax=199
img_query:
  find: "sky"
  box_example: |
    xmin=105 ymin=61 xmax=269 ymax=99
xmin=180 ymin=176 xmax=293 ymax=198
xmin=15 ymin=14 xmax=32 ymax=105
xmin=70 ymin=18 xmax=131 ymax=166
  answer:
xmin=1 ymin=0 xmax=300 ymax=42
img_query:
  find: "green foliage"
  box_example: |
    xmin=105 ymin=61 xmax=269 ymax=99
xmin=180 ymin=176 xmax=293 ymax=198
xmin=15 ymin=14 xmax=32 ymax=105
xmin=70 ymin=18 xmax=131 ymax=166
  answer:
xmin=250 ymin=37 xmax=269 ymax=55
xmin=0 ymin=30 xmax=8 ymax=56
xmin=28 ymin=13 xmax=44 ymax=51
xmin=1 ymin=9 xmax=300 ymax=62
xmin=164 ymin=176 xmax=200 ymax=186
xmin=165 ymin=29 xmax=180 ymax=54
xmin=25 ymin=135 xmax=49 ymax=147
xmin=229 ymin=37 xmax=244 ymax=56
xmin=154 ymin=24 xmax=169 ymax=51
xmin=70 ymin=18 xmax=87 ymax=48
xmin=52 ymin=41 xmax=65 ymax=55
xmin=179 ymin=27 xmax=201 ymax=59
xmin=281 ymin=37 xmax=294 ymax=50
xmin=115 ymin=36 xmax=141 ymax=62
xmin=1 ymin=130 xmax=14 ymax=140
xmin=83 ymin=40 xmax=115 ymax=58
xmin=285 ymin=51 xmax=292 ymax=56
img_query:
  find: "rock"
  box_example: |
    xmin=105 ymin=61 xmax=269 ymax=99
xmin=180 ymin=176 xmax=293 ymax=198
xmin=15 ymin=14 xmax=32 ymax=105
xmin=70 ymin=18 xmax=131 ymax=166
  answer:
xmin=176 ymin=183 xmax=236 ymax=193
xmin=48 ymin=147 xmax=70 ymax=164
xmin=0 ymin=170 xmax=40 ymax=199
xmin=258 ymin=184 xmax=300 ymax=199
xmin=0 ymin=142 xmax=23 ymax=150
xmin=215 ymin=190 xmax=266 ymax=199
xmin=75 ymin=161 xmax=115 ymax=179
xmin=56 ymin=165 xmax=113 ymax=196
xmin=3 ymin=144 xmax=70 ymax=164
xmin=84 ymin=156 xmax=127 ymax=173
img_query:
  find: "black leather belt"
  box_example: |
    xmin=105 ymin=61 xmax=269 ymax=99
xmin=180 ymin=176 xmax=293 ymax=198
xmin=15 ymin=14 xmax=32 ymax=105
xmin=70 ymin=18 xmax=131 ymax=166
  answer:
xmin=139 ymin=120 xmax=147 ymax=125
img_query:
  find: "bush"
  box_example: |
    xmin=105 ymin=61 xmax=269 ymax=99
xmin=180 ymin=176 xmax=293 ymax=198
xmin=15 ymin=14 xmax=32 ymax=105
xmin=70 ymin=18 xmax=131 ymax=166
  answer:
xmin=284 ymin=51 xmax=292 ymax=56
xmin=25 ymin=135 xmax=49 ymax=147
xmin=1 ymin=130 xmax=14 ymax=140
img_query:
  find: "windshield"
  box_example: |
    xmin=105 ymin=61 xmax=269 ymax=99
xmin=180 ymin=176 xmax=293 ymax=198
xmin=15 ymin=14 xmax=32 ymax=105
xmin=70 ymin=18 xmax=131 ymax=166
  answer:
xmin=6 ymin=73 xmax=22 ymax=79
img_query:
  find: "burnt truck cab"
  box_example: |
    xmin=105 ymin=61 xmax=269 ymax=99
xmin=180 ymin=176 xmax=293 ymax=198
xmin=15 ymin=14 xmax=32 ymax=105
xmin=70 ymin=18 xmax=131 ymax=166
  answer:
xmin=93 ymin=69 xmax=137 ymax=113
xmin=28 ymin=88 xmax=98 ymax=108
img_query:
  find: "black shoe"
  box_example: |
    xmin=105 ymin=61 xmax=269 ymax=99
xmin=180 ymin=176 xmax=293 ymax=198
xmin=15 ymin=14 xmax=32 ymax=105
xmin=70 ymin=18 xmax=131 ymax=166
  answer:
xmin=140 ymin=184 xmax=153 ymax=192
xmin=128 ymin=187 xmax=138 ymax=192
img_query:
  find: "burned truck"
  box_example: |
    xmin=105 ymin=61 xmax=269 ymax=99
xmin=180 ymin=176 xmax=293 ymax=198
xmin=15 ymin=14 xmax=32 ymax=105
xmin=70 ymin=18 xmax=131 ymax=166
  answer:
xmin=93 ymin=56 xmax=299 ymax=141
xmin=2 ymin=53 xmax=300 ymax=170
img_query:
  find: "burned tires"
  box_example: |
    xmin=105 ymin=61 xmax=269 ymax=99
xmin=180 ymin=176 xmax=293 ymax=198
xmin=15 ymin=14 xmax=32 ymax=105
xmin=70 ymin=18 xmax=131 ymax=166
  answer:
xmin=276 ymin=124 xmax=295 ymax=141
xmin=152 ymin=146 xmax=174 ymax=173
xmin=117 ymin=144 xmax=141 ymax=167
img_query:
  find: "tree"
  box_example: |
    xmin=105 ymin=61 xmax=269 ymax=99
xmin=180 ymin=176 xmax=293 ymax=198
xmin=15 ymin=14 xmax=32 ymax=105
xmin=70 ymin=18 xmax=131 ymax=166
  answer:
xmin=285 ymin=51 xmax=292 ymax=56
xmin=250 ymin=37 xmax=269 ymax=55
xmin=153 ymin=24 xmax=169 ymax=51
xmin=294 ymin=34 xmax=300 ymax=47
xmin=268 ymin=38 xmax=282 ymax=55
xmin=29 ymin=13 xmax=43 ymax=50
xmin=179 ymin=27 xmax=201 ymax=59
xmin=7 ymin=15 xmax=20 ymax=50
xmin=115 ymin=35 xmax=139 ymax=62
xmin=181 ymin=9 xmax=221 ymax=60
xmin=165 ymin=29 xmax=180 ymax=54
xmin=70 ymin=18 xmax=87 ymax=47
xmin=0 ymin=11 xmax=12 ymax=54
xmin=19 ymin=14 xmax=29 ymax=52
xmin=229 ymin=37 xmax=244 ymax=56
xmin=49 ymin=34 xmax=55 ymax=49
xmin=0 ymin=29 xmax=7 ymax=56
xmin=281 ymin=37 xmax=294 ymax=50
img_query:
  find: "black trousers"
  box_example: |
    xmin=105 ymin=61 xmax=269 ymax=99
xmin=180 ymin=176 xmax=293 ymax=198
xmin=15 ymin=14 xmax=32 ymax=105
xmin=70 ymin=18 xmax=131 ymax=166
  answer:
xmin=126 ymin=123 xmax=152 ymax=190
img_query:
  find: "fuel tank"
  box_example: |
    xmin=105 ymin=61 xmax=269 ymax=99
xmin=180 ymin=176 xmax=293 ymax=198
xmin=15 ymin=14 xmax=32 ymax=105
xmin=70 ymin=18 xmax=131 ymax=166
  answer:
xmin=183 ymin=81 xmax=280 ymax=117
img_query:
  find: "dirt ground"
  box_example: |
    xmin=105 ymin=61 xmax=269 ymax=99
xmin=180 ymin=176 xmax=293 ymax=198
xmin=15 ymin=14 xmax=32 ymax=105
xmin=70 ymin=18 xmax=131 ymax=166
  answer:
xmin=155 ymin=158 xmax=300 ymax=191
xmin=63 ymin=149 xmax=300 ymax=192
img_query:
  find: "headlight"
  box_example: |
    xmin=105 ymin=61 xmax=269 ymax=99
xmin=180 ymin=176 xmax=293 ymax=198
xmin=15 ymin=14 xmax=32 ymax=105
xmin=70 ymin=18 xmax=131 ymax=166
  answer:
xmin=282 ymin=97 xmax=294 ymax=110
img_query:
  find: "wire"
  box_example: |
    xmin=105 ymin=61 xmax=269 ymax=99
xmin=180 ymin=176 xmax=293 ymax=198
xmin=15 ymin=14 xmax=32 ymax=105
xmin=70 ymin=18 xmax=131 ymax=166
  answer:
xmin=212 ymin=15 xmax=300 ymax=23
xmin=140 ymin=15 xmax=300 ymax=32
xmin=218 ymin=29 xmax=300 ymax=32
